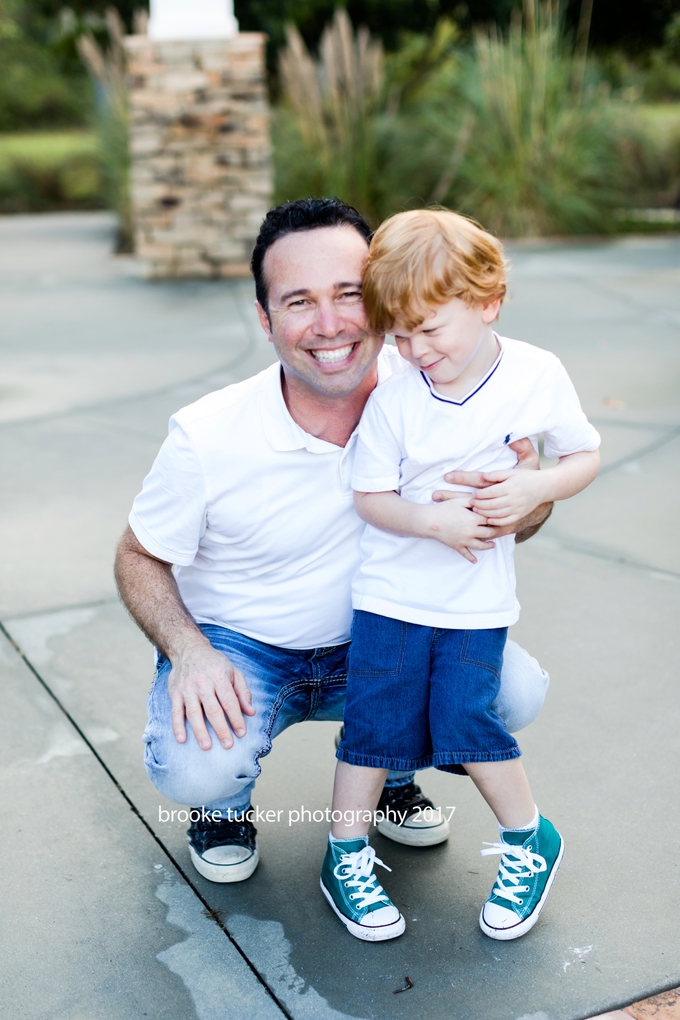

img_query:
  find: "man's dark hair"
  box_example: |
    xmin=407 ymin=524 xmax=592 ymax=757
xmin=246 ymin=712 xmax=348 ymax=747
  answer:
xmin=250 ymin=197 xmax=372 ymax=314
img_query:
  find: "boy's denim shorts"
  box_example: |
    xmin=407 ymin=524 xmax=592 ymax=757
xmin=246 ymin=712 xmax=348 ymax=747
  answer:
xmin=336 ymin=610 xmax=521 ymax=774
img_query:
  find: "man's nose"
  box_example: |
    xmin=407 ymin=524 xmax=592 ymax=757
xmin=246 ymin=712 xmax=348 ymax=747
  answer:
xmin=312 ymin=300 xmax=343 ymax=338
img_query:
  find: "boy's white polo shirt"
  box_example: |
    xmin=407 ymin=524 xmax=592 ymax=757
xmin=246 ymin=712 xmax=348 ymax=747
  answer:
xmin=351 ymin=335 xmax=601 ymax=630
xmin=128 ymin=347 xmax=406 ymax=650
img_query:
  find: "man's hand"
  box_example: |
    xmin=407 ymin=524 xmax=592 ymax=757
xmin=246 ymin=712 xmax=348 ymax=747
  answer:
xmin=168 ymin=640 xmax=256 ymax=750
xmin=432 ymin=438 xmax=554 ymax=539
xmin=114 ymin=525 xmax=256 ymax=751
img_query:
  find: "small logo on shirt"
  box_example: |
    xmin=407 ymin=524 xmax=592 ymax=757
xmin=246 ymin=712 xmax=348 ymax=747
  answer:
xmin=503 ymin=433 xmax=513 ymax=445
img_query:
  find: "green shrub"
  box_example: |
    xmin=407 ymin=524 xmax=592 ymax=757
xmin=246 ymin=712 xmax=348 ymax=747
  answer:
xmin=0 ymin=0 xmax=90 ymax=132
xmin=615 ymin=104 xmax=680 ymax=209
xmin=0 ymin=131 xmax=105 ymax=212
xmin=274 ymin=2 xmax=625 ymax=237
xmin=275 ymin=9 xmax=386 ymax=221
xmin=642 ymin=51 xmax=680 ymax=102
xmin=448 ymin=0 xmax=622 ymax=236
xmin=274 ymin=11 xmax=462 ymax=223
xmin=77 ymin=9 xmax=132 ymax=252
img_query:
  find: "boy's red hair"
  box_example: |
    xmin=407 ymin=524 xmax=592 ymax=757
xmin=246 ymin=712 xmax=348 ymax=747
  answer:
xmin=363 ymin=209 xmax=507 ymax=333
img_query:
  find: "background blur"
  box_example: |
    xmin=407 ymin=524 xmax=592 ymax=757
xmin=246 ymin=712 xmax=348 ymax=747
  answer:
xmin=1 ymin=0 xmax=680 ymax=240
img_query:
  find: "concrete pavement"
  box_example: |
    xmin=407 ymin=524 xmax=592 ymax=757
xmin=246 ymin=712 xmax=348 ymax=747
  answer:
xmin=0 ymin=212 xmax=678 ymax=1020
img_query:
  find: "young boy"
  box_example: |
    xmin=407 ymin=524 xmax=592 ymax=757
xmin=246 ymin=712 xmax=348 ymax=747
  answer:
xmin=319 ymin=209 xmax=601 ymax=943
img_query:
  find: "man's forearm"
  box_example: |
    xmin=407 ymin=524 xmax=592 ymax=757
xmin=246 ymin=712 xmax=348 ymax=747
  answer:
xmin=513 ymin=501 xmax=553 ymax=543
xmin=114 ymin=526 xmax=207 ymax=660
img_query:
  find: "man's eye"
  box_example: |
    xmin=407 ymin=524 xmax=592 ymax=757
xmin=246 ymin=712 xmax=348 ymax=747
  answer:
xmin=339 ymin=291 xmax=362 ymax=301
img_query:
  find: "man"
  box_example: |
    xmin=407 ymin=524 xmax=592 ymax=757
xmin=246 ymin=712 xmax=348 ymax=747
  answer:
xmin=115 ymin=198 xmax=551 ymax=884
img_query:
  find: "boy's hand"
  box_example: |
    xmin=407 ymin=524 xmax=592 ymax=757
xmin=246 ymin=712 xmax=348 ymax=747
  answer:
xmin=468 ymin=469 xmax=549 ymax=526
xmin=467 ymin=446 xmax=599 ymax=526
xmin=432 ymin=438 xmax=553 ymax=533
xmin=423 ymin=495 xmax=497 ymax=564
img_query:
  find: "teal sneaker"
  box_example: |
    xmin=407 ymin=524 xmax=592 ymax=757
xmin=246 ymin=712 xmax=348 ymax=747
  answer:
xmin=320 ymin=837 xmax=405 ymax=942
xmin=479 ymin=815 xmax=564 ymax=940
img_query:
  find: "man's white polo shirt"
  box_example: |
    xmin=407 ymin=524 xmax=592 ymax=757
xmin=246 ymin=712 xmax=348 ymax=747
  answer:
xmin=129 ymin=347 xmax=406 ymax=649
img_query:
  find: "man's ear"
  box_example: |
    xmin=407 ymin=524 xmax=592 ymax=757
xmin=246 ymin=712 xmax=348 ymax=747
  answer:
xmin=255 ymin=300 xmax=274 ymax=342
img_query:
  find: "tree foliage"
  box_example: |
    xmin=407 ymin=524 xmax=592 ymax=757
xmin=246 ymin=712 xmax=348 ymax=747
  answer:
xmin=235 ymin=0 xmax=680 ymax=54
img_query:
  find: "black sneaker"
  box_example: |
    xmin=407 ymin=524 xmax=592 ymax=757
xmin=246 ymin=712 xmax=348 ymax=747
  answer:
xmin=376 ymin=782 xmax=450 ymax=847
xmin=188 ymin=813 xmax=259 ymax=883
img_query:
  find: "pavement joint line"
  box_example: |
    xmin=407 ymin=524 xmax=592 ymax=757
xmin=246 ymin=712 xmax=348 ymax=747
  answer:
xmin=588 ymin=418 xmax=674 ymax=432
xmin=0 ymin=341 xmax=258 ymax=430
xmin=0 ymin=284 xmax=264 ymax=431
xmin=596 ymin=423 xmax=680 ymax=476
xmin=2 ymin=595 xmax=119 ymax=622
xmin=538 ymin=532 xmax=680 ymax=581
xmin=557 ymin=265 xmax=680 ymax=331
xmin=0 ymin=617 xmax=295 ymax=1020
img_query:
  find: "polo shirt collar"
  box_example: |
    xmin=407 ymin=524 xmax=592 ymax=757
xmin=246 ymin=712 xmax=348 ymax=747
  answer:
xmin=260 ymin=362 xmax=353 ymax=455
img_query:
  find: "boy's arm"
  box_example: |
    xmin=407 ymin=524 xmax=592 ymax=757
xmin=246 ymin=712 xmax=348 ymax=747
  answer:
xmin=467 ymin=449 xmax=600 ymax=527
xmin=353 ymin=489 xmax=498 ymax=565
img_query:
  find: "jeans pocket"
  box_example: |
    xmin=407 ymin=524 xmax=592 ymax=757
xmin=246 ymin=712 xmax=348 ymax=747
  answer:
xmin=348 ymin=611 xmax=407 ymax=677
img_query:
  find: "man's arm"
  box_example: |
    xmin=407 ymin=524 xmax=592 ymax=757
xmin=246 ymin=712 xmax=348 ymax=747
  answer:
xmin=114 ymin=526 xmax=255 ymax=750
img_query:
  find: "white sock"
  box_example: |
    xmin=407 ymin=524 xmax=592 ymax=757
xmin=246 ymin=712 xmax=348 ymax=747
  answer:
xmin=329 ymin=831 xmax=369 ymax=845
xmin=499 ymin=804 xmax=539 ymax=836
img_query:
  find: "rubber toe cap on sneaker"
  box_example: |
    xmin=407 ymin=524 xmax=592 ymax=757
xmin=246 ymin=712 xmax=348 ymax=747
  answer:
xmin=201 ymin=844 xmax=254 ymax=865
xmin=362 ymin=905 xmax=401 ymax=928
xmin=482 ymin=902 xmax=520 ymax=931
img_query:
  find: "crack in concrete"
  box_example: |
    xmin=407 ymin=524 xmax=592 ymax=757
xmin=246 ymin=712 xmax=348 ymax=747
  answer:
xmin=0 ymin=618 xmax=296 ymax=1020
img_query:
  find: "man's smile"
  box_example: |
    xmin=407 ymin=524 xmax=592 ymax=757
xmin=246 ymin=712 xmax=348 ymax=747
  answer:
xmin=309 ymin=343 xmax=357 ymax=364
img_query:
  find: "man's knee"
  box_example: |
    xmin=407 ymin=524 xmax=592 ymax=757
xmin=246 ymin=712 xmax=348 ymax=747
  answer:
xmin=143 ymin=728 xmax=257 ymax=806
xmin=494 ymin=639 xmax=550 ymax=734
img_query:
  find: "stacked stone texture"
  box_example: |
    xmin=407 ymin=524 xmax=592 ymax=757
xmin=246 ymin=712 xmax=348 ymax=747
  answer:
xmin=124 ymin=33 xmax=271 ymax=278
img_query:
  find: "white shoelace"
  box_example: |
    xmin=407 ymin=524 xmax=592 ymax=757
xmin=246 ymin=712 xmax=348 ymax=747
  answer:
xmin=480 ymin=841 xmax=547 ymax=906
xmin=333 ymin=845 xmax=392 ymax=910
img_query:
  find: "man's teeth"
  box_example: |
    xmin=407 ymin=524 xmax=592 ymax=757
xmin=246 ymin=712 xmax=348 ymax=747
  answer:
xmin=311 ymin=344 xmax=354 ymax=363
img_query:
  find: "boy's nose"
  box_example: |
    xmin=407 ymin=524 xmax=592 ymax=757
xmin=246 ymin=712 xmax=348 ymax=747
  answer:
xmin=409 ymin=336 xmax=432 ymax=361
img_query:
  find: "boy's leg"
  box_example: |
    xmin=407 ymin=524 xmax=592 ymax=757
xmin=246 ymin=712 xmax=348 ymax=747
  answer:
xmin=466 ymin=759 xmax=564 ymax=941
xmin=320 ymin=761 xmax=405 ymax=941
xmin=331 ymin=761 xmax=387 ymax=838
xmin=465 ymin=758 xmax=534 ymax=829
xmin=369 ymin=637 xmax=548 ymax=847
xmin=321 ymin=611 xmax=434 ymax=941
xmin=429 ymin=628 xmax=563 ymax=941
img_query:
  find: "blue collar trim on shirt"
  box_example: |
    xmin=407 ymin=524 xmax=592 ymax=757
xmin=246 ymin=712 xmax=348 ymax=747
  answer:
xmin=419 ymin=347 xmax=504 ymax=406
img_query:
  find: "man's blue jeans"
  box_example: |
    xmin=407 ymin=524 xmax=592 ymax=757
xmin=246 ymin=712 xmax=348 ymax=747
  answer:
xmin=143 ymin=624 xmax=550 ymax=814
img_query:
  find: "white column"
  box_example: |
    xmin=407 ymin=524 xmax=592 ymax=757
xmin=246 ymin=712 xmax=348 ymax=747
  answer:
xmin=148 ymin=0 xmax=238 ymax=40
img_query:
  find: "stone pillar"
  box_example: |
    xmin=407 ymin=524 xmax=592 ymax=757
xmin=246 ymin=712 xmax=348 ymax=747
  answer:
xmin=124 ymin=33 xmax=271 ymax=278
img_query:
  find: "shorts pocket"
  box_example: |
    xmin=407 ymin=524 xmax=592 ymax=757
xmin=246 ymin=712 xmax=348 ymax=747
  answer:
xmin=459 ymin=628 xmax=506 ymax=678
xmin=347 ymin=611 xmax=407 ymax=678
